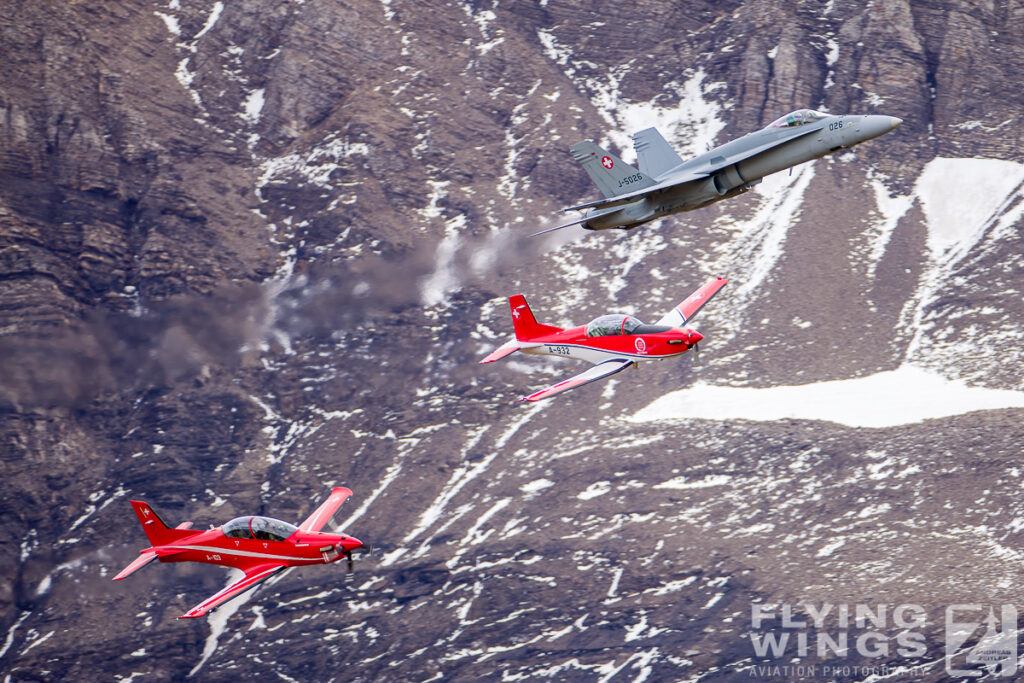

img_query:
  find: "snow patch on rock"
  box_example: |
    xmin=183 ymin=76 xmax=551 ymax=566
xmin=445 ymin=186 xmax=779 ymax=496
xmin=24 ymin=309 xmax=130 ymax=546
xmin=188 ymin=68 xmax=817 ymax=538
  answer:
xmin=631 ymin=365 xmax=1024 ymax=428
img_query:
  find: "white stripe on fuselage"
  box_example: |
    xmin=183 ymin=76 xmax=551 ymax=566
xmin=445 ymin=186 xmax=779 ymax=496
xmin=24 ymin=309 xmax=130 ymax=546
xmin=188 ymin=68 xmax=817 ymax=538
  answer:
xmin=164 ymin=544 xmax=332 ymax=563
xmin=522 ymin=342 xmax=685 ymax=364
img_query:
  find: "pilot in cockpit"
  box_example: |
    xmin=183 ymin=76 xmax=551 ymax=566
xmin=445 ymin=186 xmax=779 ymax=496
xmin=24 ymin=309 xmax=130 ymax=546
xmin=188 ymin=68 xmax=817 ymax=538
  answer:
xmin=585 ymin=314 xmax=673 ymax=337
xmin=767 ymin=109 xmax=829 ymax=129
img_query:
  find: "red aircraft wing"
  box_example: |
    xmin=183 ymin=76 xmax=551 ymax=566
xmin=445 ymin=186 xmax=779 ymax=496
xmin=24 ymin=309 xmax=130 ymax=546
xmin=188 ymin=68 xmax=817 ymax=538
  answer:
xmin=656 ymin=277 xmax=728 ymax=328
xmin=298 ymin=487 xmax=353 ymax=533
xmin=522 ymin=358 xmax=633 ymax=402
xmin=177 ymin=564 xmax=285 ymax=619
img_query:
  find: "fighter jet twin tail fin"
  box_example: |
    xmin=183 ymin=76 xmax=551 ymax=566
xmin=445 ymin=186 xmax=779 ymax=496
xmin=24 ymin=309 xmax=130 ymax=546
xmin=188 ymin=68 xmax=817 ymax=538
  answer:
xmin=529 ymin=138 xmax=667 ymax=237
xmin=632 ymin=127 xmax=684 ymax=179
xmin=568 ymin=141 xmax=656 ymax=199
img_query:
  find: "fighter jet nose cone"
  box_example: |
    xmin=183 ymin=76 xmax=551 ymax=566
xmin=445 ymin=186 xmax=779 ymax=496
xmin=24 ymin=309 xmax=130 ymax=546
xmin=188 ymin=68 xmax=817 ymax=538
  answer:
xmin=859 ymin=114 xmax=902 ymax=141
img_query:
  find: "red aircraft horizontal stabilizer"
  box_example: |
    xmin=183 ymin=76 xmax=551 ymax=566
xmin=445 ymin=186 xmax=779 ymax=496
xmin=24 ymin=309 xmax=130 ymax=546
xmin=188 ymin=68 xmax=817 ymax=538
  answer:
xmin=112 ymin=550 xmax=158 ymax=581
xmin=480 ymin=338 xmax=521 ymax=364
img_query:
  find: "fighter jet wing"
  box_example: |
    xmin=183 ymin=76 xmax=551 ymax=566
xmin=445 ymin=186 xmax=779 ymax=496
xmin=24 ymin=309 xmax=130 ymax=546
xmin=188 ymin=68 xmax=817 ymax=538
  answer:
xmin=177 ymin=564 xmax=285 ymax=619
xmin=656 ymin=277 xmax=728 ymax=327
xmin=298 ymin=487 xmax=353 ymax=533
xmin=529 ymin=204 xmax=627 ymax=236
xmin=560 ymin=169 xmax=710 ymax=214
xmin=521 ymin=358 xmax=634 ymax=402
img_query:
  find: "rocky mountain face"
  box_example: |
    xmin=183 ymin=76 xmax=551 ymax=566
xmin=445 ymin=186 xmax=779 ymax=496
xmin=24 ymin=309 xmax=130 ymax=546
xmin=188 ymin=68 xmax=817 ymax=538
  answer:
xmin=3 ymin=0 xmax=1024 ymax=680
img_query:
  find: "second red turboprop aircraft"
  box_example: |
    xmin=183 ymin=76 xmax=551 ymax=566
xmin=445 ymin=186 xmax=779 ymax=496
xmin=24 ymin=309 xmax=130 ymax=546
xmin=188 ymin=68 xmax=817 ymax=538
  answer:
xmin=113 ymin=487 xmax=366 ymax=618
xmin=481 ymin=276 xmax=727 ymax=401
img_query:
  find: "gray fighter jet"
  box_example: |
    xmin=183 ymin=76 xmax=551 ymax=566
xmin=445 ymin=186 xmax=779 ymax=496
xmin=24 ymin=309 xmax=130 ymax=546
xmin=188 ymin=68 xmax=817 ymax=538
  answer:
xmin=537 ymin=109 xmax=901 ymax=235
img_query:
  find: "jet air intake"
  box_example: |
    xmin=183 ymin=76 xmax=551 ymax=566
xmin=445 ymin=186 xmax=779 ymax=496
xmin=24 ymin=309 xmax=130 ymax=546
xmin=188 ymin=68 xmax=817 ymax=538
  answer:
xmin=711 ymin=165 xmax=746 ymax=195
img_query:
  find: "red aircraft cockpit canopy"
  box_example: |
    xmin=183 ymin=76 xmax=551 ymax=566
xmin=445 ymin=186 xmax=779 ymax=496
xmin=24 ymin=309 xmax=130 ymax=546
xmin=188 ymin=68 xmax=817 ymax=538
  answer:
xmin=223 ymin=516 xmax=298 ymax=542
xmin=767 ymin=109 xmax=828 ymax=129
xmin=586 ymin=314 xmax=643 ymax=337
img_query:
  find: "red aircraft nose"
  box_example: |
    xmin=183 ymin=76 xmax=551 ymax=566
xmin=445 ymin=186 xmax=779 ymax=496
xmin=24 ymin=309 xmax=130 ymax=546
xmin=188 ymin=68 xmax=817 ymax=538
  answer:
xmin=341 ymin=536 xmax=364 ymax=551
xmin=688 ymin=330 xmax=703 ymax=345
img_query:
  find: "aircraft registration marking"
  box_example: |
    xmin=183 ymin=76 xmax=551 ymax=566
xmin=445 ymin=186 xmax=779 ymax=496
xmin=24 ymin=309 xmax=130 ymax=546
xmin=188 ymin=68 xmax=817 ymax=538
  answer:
xmin=535 ymin=341 xmax=685 ymax=360
xmin=617 ymin=173 xmax=644 ymax=188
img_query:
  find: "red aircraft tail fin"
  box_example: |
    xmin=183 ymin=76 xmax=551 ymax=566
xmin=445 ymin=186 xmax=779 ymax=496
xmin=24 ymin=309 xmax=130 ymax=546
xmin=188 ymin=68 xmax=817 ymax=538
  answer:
xmin=129 ymin=500 xmax=195 ymax=547
xmin=508 ymin=295 xmax=562 ymax=341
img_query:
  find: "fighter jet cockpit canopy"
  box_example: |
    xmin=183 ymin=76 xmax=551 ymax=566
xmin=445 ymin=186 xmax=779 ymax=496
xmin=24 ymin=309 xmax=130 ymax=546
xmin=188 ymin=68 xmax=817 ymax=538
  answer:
xmin=767 ymin=109 xmax=829 ymax=129
xmin=223 ymin=516 xmax=298 ymax=542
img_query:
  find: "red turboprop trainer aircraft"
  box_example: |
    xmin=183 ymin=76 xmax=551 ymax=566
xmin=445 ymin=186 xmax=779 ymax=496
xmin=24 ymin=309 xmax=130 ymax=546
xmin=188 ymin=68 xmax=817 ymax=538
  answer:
xmin=113 ymin=487 xmax=366 ymax=619
xmin=481 ymin=276 xmax=727 ymax=401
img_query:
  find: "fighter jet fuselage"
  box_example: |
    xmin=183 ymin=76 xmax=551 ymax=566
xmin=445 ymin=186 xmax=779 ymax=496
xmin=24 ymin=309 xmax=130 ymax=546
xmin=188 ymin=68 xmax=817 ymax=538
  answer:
xmin=552 ymin=110 xmax=902 ymax=234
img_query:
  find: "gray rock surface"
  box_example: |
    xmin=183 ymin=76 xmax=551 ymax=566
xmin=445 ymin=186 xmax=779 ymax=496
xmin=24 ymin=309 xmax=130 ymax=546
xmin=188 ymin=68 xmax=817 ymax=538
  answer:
xmin=2 ymin=1 xmax=1022 ymax=680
